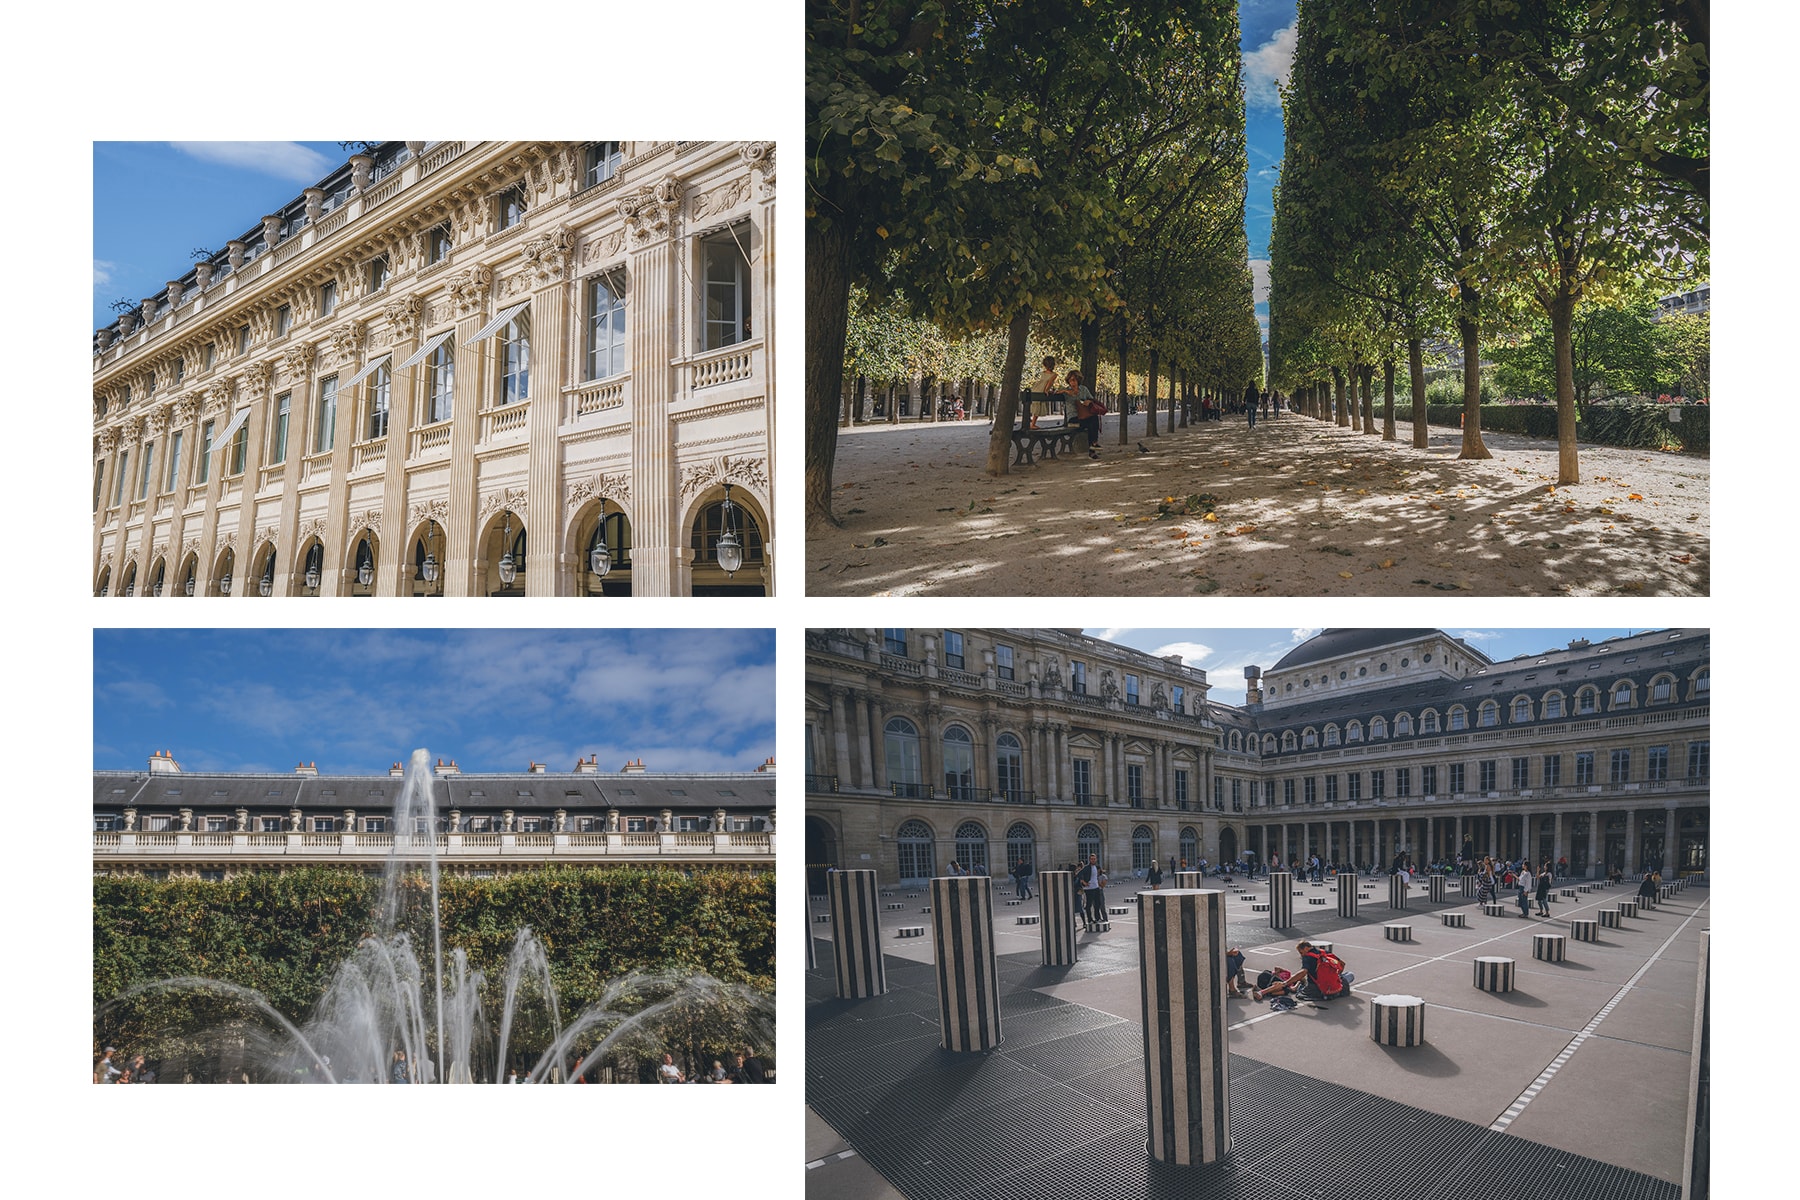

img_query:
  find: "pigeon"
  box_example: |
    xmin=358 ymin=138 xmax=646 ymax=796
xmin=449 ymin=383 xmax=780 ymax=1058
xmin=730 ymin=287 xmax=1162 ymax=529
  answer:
xmin=1137 ymin=442 xmax=1150 ymax=455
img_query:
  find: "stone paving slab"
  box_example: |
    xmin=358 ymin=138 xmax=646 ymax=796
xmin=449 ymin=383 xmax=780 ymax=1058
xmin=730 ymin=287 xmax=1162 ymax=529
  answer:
xmin=1498 ymin=1033 xmax=1695 ymax=1181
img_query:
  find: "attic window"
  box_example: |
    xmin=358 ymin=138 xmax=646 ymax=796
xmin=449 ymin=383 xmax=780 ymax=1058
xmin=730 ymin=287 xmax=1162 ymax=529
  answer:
xmin=1624 ymin=655 xmax=1638 ymax=664
xmin=617 ymin=789 xmax=636 ymax=796
xmin=717 ymin=789 xmax=737 ymax=796
xmin=565 ymin=790 xmax=583 ymax=797
xmin=517 ymin=790 xmax=532 ymax=797
xmin=112 ymin=788 xmax=128 ymax=794
xmin=669 ymin=789 xmax=688 ymax=796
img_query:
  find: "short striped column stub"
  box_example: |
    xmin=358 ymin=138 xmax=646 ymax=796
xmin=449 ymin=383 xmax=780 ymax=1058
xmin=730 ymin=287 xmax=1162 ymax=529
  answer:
xmin=1474 ymin=956 xmax=1516 ymax=993
xmin=1370 ymin=995 xmax=1426 ymax=1047
xmin=1337 ymin=874 xmax=1359 ymax=919
xmin=1533 ymin=933 xmax=1567 ymax=962
xmin=1428 ymin=874 xmax=1447 ymax=904
xmin=930 ymin=875 xmax=1001 ymax=1053
xmin=1599 ymin=909 xmax=1622 ymax=928
xmin=1268 ymin=872 xmax=1294 ymax=928
xmin=1039 ymin=871 xmax=1078 ymax=967
xmin=896 ymin=926 xmax=925 ymax=938
xmin=1252 ymin=903 xmax=1269 ymax=912
xmin=1389 ymin=874 xmax=1410 ymax=910
xmin=1482 ymin=903 xmax=1508 ymax=917
xmin=1569 ymin=918 xmax=1599 ymax=941
xmin=1441 ymin=912 xmax=1467 ymax=928
xmin=1561 ymin=889 xmax=1578 ymax=898
xmin=1383 ymin=923 xmax=1413 ymax=943
xmin=1138 ymin=889 xmax=1231 ymax=1166
xmin=1176 ymin=871 xmax=1201 ymax=889
xmin=1618 ymin=900 xmax=1639 ymax=919
xmin=1461 ymin=875 xmax=1478 ymax=899
xmin=1309 ymin=898 xmax=1327 ymax=906
xmin=1577 ymin=884 xmax=1593 ymax=893
xmin=828 ymin=869 xmax=887 ymax=1000
xmin=1309 ymin=941 xmax=1334 ymax=954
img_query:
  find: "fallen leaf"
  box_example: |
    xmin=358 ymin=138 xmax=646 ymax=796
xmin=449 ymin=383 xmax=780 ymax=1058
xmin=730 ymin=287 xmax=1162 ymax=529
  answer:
xmin=1378 ymin=559 xmax=1394 ymax=569
xmin=1338 ymin=571 xmax=1354 ymax=579
xmin=1203 ymin=512 xmax=1219 ymax=522
xmin=1670 ymin=554 xmax=1692 ymax=564
xmin=1627 ymin=493 xmax=1643 ymax=501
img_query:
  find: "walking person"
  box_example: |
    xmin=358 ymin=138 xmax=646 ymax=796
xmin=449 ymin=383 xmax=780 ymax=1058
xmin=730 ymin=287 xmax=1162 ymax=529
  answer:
xmin=1080 ymin=854 xmax=1106 ymax=932
xmin=1244 ymin=381 xmax=1260 ymax=428
xmin=1535 ymin=860 xmax=1553 ymax=916
xmin=1516 ymin=862 xmax=1536 ymax=918
xmin=1012 ymin=857 xmax=1033 ymax=900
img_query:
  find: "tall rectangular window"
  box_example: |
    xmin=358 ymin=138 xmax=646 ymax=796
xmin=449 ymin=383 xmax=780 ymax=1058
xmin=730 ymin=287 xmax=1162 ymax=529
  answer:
xmin=586 ymin=274 xmax=626 ymax=380
xmin=1394 ymin=767 xmax=1409 ymax=797
xmin=204 ymin=343 xmax=215 ymax=370
xmin=1304 ymin=777 xmax=1317 ymax=805
xmin=111 ymin=448 xmax=127 ymax=505
xmin=428 ymin=223 xmax=452 ymax=264
xmin=1215 ymin=777 xmax=1224 ymax=809
xmin=1072 ymin=758 xmax=1092 ymax=803
xmin=1324 ymin=775 xmax=1338 ymax=803
xmin=1125 ymin=674 xmax=1139 ymax=705
xmin=1512 ymin=756 xmax=1529 ymax=789
xmin=1172 ymin=685 xmax=1184 ymax=712
xmin=1686 ymin=740 xmax=1709 ymax=778
xmin=315 ymin=375 xmax=337 ymax=452
xmin=231 ymin=423 xmax=247 ymax=475
xmin=368 ymin=256 xmax=389 ymax=293
xmin=164 ymin=429 xmax=183 ymax=492
xmin=276 ymin=304 xmax=291 ymax=337
xmin=1421 ymin=764 xmax=1437 ymax=795
xmin=1174 ymin=770 xmax=1188 ymax=807
xmin=996 ymin=644 xmax=1014 ymax=680
xmin=1609 ymin=749 xmax=1631 ymax=783
xmin=237 ymin=325 xmax=250 ymax=355
xmin=1128 ymin=764 xmax=1143 ymax=805
xmin=1347 ymin=773 xmax=1362 ymax=802
xmin=883 ymin=629 xmax=907 ymax=656
xmin=1479 ymin=760 xmax=1496 ymax=791
xmin=585 ymin=141 xmax=622 ymax=187
xmin=93 ymin=461 xmax=103 ymax=512
xmin=197 ymin=421 xmax=213 ymax=484
xmin=138 ymin=440 xmax=153 ymax=499
xmin=270 ymin=393 xmax=290 ymax=463
xmin=1647 ymin=745 xmax=1669 ymax=782
xmin=497 ymin=185 xmax=527 ymax=229
xmin=500 ymin=319 xmax=530 ymax=404
xmin=1284 ymin=778 xmax=1295 ymax=806
xmin=701 ymin=232 xmax=751 ymax=348
xmin=1072 ymin=662 xmax=1086 ymax=694
xmin=1371 ymin=769 xmax=1385 ymax=799
xmin=319 ymin=280 xmax=337 ymax=317
xmin=1543 ymin=754 xmax=1561 ymax=787
xmin=367 ymin=365 xmax=390 ymax=439
xmin=428 ymin=338 xmax=455 ymax=422
xmin=1575 ymin=751 xmax=1595 ymax=785
xmin=1449 ymin=763 xmax=1466 ymax=792
xmin=943 ymin=631 xmax=964 ymax=670
xmin=1231 ymin=779 xmax=1242 ymax=809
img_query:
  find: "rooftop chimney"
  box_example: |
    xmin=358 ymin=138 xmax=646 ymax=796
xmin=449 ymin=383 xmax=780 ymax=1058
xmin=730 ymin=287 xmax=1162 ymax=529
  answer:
xmin=147 ymin=749 xmax=182 ymax=775
xmin=1568 ymin=638 xmax=1591 ymax=651
xmin=528 ymin=761 xmax=545 ymax=774
xmin=435 ymin=759 xmax=460 ymax=776
xmin=621 ymin=758 xmax=647 ymax=773
xmin=294 ymin=761 xmax=318 ymax=776
xmin=389 ymin=762 xmax=405 ymax=778
xmin=574 ymin=754 xmax=598 ymax=774
xmin=755 ymin=756 xmax=777 ymax=773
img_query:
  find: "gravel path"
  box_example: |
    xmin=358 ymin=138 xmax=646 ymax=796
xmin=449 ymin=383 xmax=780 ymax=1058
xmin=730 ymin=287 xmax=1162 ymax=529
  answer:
xmin=808 ymin=411 xmax=1709 ymax=596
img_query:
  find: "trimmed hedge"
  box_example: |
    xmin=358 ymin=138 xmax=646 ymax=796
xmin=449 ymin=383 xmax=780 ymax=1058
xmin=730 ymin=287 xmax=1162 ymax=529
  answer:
xmin=94 ymin=866 xmax=775 ymax=1066
xmin=1392 ymin=403 xmax=1709 ymax=454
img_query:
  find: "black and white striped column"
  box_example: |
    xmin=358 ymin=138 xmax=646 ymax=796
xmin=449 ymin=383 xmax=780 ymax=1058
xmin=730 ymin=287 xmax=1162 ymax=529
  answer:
xmin=1384 ymin=923 xmax=1413 ymax=943
xmin=1176 ymin=871 xmax=1201 ymax=889
xmin=930 ymin=875 xmax=1001 ymax=1052
xmin=1428 ymin=874 xmax=1447 ymax=904
xmin=1389 ymin=873 xmax=1410 ymax=910
xmin=1441 ymin=912 xmax=1467 ymax=928
xmin=1370 ymin=995 xmax=1426 ymax=1047
xmin=1599 ymin=909 xmax=1622 ymax=928
xmin=828 ymin=869 xmax=886 ymax=999
xmin=1138 ymin=889 xmax=1230 ymax=1166
xmin=1039 ymin=870 xmax=1078 ymax=967
xmin=1337 ymin=874 xmax=1359 ymax=919
xmin=1461 ymin=874 xmax=1477 ymax=900
xmin=1569 ymin=918 xmax=1599 ymax=941
xmin=1269 ymin=871 xmax=1294 ymax=928
xmin=1618 ymin=900 xmax=1639 ymax=919
xmin=1533 ymin=932 xmax=1567 ymax=961
xmin=1473 ymin=956 xmax=1516 ymax=993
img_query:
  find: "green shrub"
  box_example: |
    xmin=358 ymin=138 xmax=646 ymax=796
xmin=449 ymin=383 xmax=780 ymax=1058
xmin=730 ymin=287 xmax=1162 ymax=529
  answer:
xmin=1391 ymin=403 xmax=1707 ymax=454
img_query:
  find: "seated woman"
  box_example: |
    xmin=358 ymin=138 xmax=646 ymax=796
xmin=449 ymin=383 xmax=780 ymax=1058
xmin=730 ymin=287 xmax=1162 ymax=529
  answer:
xmin=1068 ymin=370 xmax=1102 ymax=459
xmin=1253 ymin=941 xmax=1354 ymax=1002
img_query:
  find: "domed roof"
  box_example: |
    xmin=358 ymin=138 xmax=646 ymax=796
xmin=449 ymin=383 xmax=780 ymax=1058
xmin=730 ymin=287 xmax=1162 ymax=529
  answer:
xmin=1270 ymin=630 xmax=1444 ymax=672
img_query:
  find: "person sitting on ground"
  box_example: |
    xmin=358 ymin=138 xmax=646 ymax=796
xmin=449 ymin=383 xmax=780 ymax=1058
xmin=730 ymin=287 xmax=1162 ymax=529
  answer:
xmin=1225 ymin=947 xmax=1248 ymax=997
xmin=1253 ymin=940 xmax=1354 ymax=1002
xmin=1637 ymin=871 xmax=1657 ymax=901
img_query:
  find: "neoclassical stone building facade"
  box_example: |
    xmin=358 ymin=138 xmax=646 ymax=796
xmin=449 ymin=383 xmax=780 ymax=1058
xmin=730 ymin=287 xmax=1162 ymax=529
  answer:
xmin=92 ymin=140 xmax=774 ymax=597
xmin=804 ymin=628 xmax=1709 ymax=890
xmin=95 ymin=750 xmax=777 ymax=878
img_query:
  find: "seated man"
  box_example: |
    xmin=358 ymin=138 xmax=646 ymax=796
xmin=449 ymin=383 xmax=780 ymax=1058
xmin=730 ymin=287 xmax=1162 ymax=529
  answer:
xmin=1253 ymin=940 xmax=1354 ymax=1002
xmin=1225 ymin=947 xmax=1248 ymax=997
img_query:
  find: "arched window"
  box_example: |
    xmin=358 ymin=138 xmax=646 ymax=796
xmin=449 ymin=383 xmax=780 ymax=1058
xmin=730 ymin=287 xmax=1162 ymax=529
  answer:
xmin=690 ymin=500 xmax=766 ymax=593
xmin=1478 ymin=701 xmax=1498 ymax=728
xmin=1395 ymin=712 xmax=1413 ymax=736
xmin=1542 ymin=691 xmax=1564 ymax=719
xmin=942 ymin=725 xmax=976 ymax=800
xmin=1346 ymin=720 xmax=1363 ymax=743
xmin=1610 ymin=680 xmax=1634 ymax=708
xmin=1512 ymin=696 xmax=1532 ymax=722
xmin=1132 ymin=825 xmax=1155 ymax=872
xmin=1420 ymin=710 xmax=1440 ymax=734
xmin=1229 ymin=731 xmax=1242 ymax=752
xmin=1324 ymin=725 xmax=1340 ymax=747
xmin=1006 ymin=822 xmax=1035 ymax=870
xmin=1650 ymin=674 xmax=1674 ymax=703
xmin=1448 ymin=705 xmax=1468 ymax=731
xmin=1576 ymin=686 xmax=1599 ymax=714
xmin=996 ymin=733 xmax=1024 ymax=801
xmin=885 ymin=718 xmax=922 ymax=794
xmin=1180 ymin=826 xmax=1199 ymax=867
xmin=954 ymin=821 xmax=988 ymax=872
xmin=1691 ymin=666 xmax=1709 ymax=697
xmin=1263 ymin=734 xmax=1277 ymax=754
xmin=1281 ymin=730 xmax=1297 ymax=752
xmin=1077 ymin=823 xmax=1103 ymax=868
xmin=896 ymin=819 xmax=934 ymax=881
xmin=1370 ymin=716 xmax=1387 ymax=740
xmin=1302 ymin=727 xmax=1317 ymax=749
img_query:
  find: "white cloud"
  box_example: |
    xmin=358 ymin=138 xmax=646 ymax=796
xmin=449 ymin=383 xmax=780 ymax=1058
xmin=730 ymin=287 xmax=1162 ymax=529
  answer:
xmin=94 ymin=259 xmax=115 ymax=289
xmin=1452 ymin=629 xmax=1503 ymax=642
xmin=1090 ymin=628 xmax=1135 ymax=642
xmin=1150 ymin=641 xmax=1215 ymax=667
xmin=1289 ymin=627 xmax=1322 ymax=644
xmin=1243 ymin=21 xmax=1298 ymax=111
xmin=1250 ymin=258 xmax=1271 ymax=306
xmin=169 ymin=141 xmax=334 ymax=184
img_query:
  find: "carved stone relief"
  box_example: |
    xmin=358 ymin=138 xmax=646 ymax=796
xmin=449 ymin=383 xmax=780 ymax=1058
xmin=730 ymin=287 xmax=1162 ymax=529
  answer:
xmin=678 ymin=454 xmax=768 ymax=499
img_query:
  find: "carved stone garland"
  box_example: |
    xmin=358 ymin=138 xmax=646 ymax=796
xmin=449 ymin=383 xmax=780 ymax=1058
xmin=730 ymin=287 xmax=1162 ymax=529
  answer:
xmin=678 ymin=454 xmax=768 ymax=499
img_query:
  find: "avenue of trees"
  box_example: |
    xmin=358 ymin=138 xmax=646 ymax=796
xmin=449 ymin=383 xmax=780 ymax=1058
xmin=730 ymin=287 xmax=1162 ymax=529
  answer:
xmin=807 ymin=1 xmax=1263 ymax=526
xmin=1268 ymin=0 xmax=1708 ymax=483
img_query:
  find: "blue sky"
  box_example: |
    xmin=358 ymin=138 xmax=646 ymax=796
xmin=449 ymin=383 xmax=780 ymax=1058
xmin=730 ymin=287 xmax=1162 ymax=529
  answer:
xmin=94 ymin=629 xmax=775 ymax=776
xmin=1083 ymin=628 xmax=1647 ymax=707
xmin=1239 ymin=0 xmax=1298 ymax=341
xmin=93 ymin=141 xmax=352 ymax=330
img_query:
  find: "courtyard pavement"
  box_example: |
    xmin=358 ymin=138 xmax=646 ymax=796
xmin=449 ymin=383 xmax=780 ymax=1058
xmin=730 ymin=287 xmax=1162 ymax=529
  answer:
xmin=805 ymin=873 xmax=1708 ymax=1200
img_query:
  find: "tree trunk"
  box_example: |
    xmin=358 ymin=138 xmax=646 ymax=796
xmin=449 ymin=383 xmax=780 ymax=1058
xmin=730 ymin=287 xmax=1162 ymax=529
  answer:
xmin=1332 ymin=367 xmax=1347 ymax=427
xmin=1381 ymin=359 xmax=1397 ymax=441
xmin=1457 ymin=284 xmax=1491 ymax=458
xmin=1166 ymin=363 xmax=1176 ymax=433
xmin=1080 ymin=318 xmax=1100 ymax=397
xmin=1117 ymin=318 xmax=1130 ymax=446
xmin=1179 ymin=369 xmax=1188 ymax=427
xmin=1551 ymin=294 xmax=1581 ymax=484
xmin=1347 ymin=360 xmax=1360 ymax=430
xmin=984 ymin=306 xmax=1033 ymax=476
xmin=1408 ymin=338 xmax=1428 ymax=448
xmin=805 ymin=209 xmax=850 ymax=528
xmin=1360 ymin=364 xmax=1376 ymax=434
xmin=854 ymin=374 xmax=868 ymax=425
xmin=1146 ymin=349 xmax=1160 ymax=437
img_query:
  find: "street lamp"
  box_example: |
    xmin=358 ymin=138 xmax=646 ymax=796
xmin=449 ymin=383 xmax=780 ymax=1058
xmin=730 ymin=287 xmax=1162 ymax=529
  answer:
xmin=356 ymin=535 xmax=375 ymax=588
xmin=219 ymin=550 xmax=233 ymax=596
xmin=183 ymin=560 xmax=195 ymax=596
xmin=304 ymin=543 xmax=322 ymax=594
xmin=498 ymin=511 xmax=517 ymax=588
xmin=152 ymin=563 xmax=165 ymax=598
xmin=258 ymin=552 xmax=275 ymax=597
xmin=422 ymin=520 xmax=440 ymax=591
xmin=589 ymin=499 xmax=612 ymax=579
xmin=715 ymin=482 xmax=743 ymax=576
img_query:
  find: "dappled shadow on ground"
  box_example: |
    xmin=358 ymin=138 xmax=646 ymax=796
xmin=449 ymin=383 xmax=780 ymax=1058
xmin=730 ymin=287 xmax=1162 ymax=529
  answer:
xmin=810 ymin=413 xmax=1709 ymax=596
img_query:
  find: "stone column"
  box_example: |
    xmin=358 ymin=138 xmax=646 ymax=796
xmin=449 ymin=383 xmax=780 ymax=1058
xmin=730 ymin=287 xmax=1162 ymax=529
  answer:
xmin=1040 ymin=870 xmax=1078 ymax=966
xmin=626 ymin=193 xmax=681 ymax=594
xmin=829 ymin=687 xmax=855 ymax=785
xmin=1338 ymin=873 xmax=1359 ymax=918
xmin=1590 ymin=809 xmax=1603 ymax=878
xmin=931 ymin=875 xmax=1001 ymax=1052
xmin=1665 ymin=803 xmax=1680 ymax=874
xmin=1390 ymin=872 xmax=1410 ymax=910
xmin=864 ymin=691 xmax=884 ymax=790
xmin=1428 ymin=873 xmax=1447 ymax=903
xmin=1552 ymin=811 xmax=1566 ymax=870
xmin=1138 ymin=889 xmax=1230 ymax=1166
xmin=378 ymin=297 xmax=421 ymax=596
xmin=1268 ymin=871 xmax=1294 ymax=928
xmin=524 ymin=262 xmax=570 ymax=596
xmin=828 ymin=869 xmax=886 ymax=999
xmin=1623 ymin=809 xmax=1639 ymax=875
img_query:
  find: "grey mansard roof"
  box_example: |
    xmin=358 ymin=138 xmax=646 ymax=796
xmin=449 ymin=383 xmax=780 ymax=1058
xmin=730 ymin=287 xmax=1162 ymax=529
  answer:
xmin=1270 ymin=630 xmax=1454 ymax=672
xmin=94 ymin=771 xmax=774 ymax=812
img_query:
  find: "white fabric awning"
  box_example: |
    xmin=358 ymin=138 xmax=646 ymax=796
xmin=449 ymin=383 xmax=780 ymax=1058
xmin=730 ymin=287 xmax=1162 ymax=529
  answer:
xmin=341 ymin=354 xmax=391 ymax=387
xmin=213 ymin=406 xmax=251 ymax=448
xmin=398 ymin=329 xmax=454 ymax=369
xmin=470 ymin=301 xmax=530 ymax=344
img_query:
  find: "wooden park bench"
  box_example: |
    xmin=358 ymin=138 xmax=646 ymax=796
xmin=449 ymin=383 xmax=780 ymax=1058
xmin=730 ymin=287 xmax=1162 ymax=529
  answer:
xmin=1009 ymin=392 xmax=1080 ymax=465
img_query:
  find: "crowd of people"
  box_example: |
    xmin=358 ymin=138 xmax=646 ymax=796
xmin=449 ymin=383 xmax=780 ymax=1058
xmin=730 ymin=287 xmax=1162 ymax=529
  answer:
xmin=1015 ymin=356 xmax=1283 ymax=461
xmin=93 ymin=1047 xmax=154 ymax=1083
xmin=654 ymin=1048 xmax=772 ymax=1084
